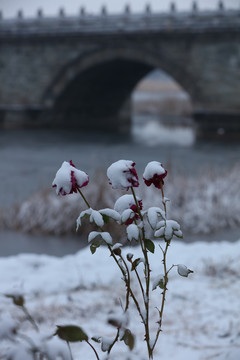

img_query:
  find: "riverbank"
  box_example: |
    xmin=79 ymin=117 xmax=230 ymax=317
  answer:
xmin=1 ymin=226 xmax=240 ymax=257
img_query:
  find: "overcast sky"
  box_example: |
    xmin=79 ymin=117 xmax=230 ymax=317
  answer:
xmin=0 ymin=0 xmax=239 ymax=18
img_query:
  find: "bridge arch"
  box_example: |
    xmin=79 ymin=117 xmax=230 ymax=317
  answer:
xmin=43 ymin=47 xmax=194 ymax=131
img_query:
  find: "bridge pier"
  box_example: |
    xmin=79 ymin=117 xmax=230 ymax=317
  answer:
xmin=50 ymin=111 xmax=131 ymax=133
xmin=194 ymin=111 xmax=240 ymax=141
xmin=1 ymin=106 xmax=240 ymax=141
xmin=0 ymin=106 xmax=131 ymax=133
xmin=0 ymin=106 xmax=44 ymax=128
xmin=48 ymin=97 xmax=132 ymax=133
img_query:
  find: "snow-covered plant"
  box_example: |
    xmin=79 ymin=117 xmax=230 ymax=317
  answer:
xmin=51 ymin=159 xmax=193 ymax=359
xmin=2 ymin=291 xmax=71 ymax=360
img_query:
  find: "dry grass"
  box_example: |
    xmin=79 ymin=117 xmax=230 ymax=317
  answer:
xmin=1 ymin=166 xmax=240 ymax=238
xmin=1 ymin=170 xmax=124 ymax=242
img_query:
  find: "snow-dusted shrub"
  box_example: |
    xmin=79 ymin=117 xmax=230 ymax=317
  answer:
xmin=49 ymin=159 xmax=193 ymax=359
xmin=4 ymin=165 xmax=240 ymax=237
xmin=3 ymin=171 xmax=123 ymax=241
xmin=2 ymin=292 xmax=71 ymax=360
xmin=168 ymin=165 xmax=240 ymax=233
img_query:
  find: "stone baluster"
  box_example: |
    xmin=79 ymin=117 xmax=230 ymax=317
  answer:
xmin=124 ymin=4 xmax=131 ymax=15
xmin=59 ymin=8 xmax=65 ymax=17
xmin=145 ymin=4 xmax=151 ymax=14
xmin=192 ymin=1 xmax=198 ymax=12
xmin=37 ymin=9 xmax=43 ymax=18
xmin=17 ymin=10 xmax=23 ymax=19
xmin=218 ymin=1 xmax=224 ymax=11
xmin=101 ymin=5 xmax=107 ymax=16
xmin=170 ymin=2 xmax=176 ymax=13
xmin=80 ymin=6 xmax=85 ymax=16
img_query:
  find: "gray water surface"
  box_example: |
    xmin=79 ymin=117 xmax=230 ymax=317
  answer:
xmin=0 ymin=128 xmax=240 ymax=256
xmin=1 ymin=128 xmax=239 ymax=207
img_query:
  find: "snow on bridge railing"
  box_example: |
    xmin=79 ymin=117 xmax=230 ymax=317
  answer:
xmin=0 ymin=2 xmax=239 ymax=37
xmin=0 ymin=1 xmax=238 ymax=21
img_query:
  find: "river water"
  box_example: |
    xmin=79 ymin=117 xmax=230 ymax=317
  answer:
xmin=0 ymin=121 xmax=240 ymax=256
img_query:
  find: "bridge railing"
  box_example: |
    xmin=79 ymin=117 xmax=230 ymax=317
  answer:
xmin=0 ymin=0 xmax=239 ymax=20
xmin=0 ymin=2 xmax=239 ymax=36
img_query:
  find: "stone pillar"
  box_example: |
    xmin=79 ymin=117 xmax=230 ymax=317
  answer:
xmin=37 ymin=9 xmax=43 ymax=18
xmin=194 ymin=110 xmax=240 ymax=140
xmin=170 ymin=2 xmax=176 ymax=13
xmin=17 ymin=10 xmax=23 ymax=19
xmin=59 ymin=8 xmax=65 ymax=17
xmin=80 ymin=7 xmax=85 ymax=16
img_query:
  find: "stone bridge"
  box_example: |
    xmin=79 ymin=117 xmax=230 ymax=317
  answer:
xmin=0 ymin=5 xmax=239 ymax=138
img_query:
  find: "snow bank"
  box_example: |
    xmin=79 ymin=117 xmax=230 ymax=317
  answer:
xmin=0 ymin=240 xmax=240 ymax=359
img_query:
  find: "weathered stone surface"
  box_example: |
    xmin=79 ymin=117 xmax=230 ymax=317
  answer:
xmin=0 ymin=10 xmax=239 ymax=135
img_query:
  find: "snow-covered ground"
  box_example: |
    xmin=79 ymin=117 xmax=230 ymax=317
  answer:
xmin=1 ymin=239 xmax=240 ymax=359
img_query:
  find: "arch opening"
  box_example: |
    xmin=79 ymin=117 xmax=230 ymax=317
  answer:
xmin=131 ymin=69 xmax=194 ymax=145
xmin=49 ymin=54 xmax=193 ymax=138
xmin=52 ymin=58 xmax=153 ymax=132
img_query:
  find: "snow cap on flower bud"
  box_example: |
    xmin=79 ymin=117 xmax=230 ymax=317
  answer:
xmin=52 ymin=160 xmax=89 ymax=195
xmin=5 ymin=293 xmax=25 ymax=307
xmin=177 ymin=264 xmax=194 ymax=278
xmin=143 ymin=161 xmax=167 ymax=189
xmin=112 ymin=243 xmax=123 ymax=256
xmin=107 ymin=160 xmax=139 ymax=190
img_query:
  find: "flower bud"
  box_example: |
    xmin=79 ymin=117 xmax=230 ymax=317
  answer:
xmin=52 ymin=161 xmax=89 ymax=195
xmin=177 ymin=264 xmax=194 ymax=277
xmin=143 ymin=161 xmax=167 ymax=189
xmin=126 ymin=253 xmax=134 ymax=262
xmin=112 ymin=243 xmax=123 ymax=256
xmin=107 ymin=160 xmax=139 ymax=190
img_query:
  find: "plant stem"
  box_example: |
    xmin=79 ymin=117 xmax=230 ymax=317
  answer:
xmin=77 ymin=188 xmax=91 ymax=208
xmin=120 ymin=255 xmax=132 ymax=312
xmin=86 ymin=340 xmax=100 ymax=360
xmin=167 ymin=264 xmax=176 ymax=275
xmin=152 ymin=181 xmax=169 ymax=353
xmin=107 ymin=328 xmax=120 ymax=354
xmin=66 ymin=341 xmax=74 ymax=360
xmin=160 ymin=181 xmax=167 ymax=216
xmin=108 ymin=245 xmax=144 ymax=323
xmin=22 ymin=305 xmax=39 ymax=332
xmin=152 ymin=241 xmax=169 ymax=351
xmin=130 ymin=187 xmax=143 ymax=222
xmin=131 ymin=187 xmax=152 ymax=359
xmin=134 ymin=267 xmax=145 ymax=300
